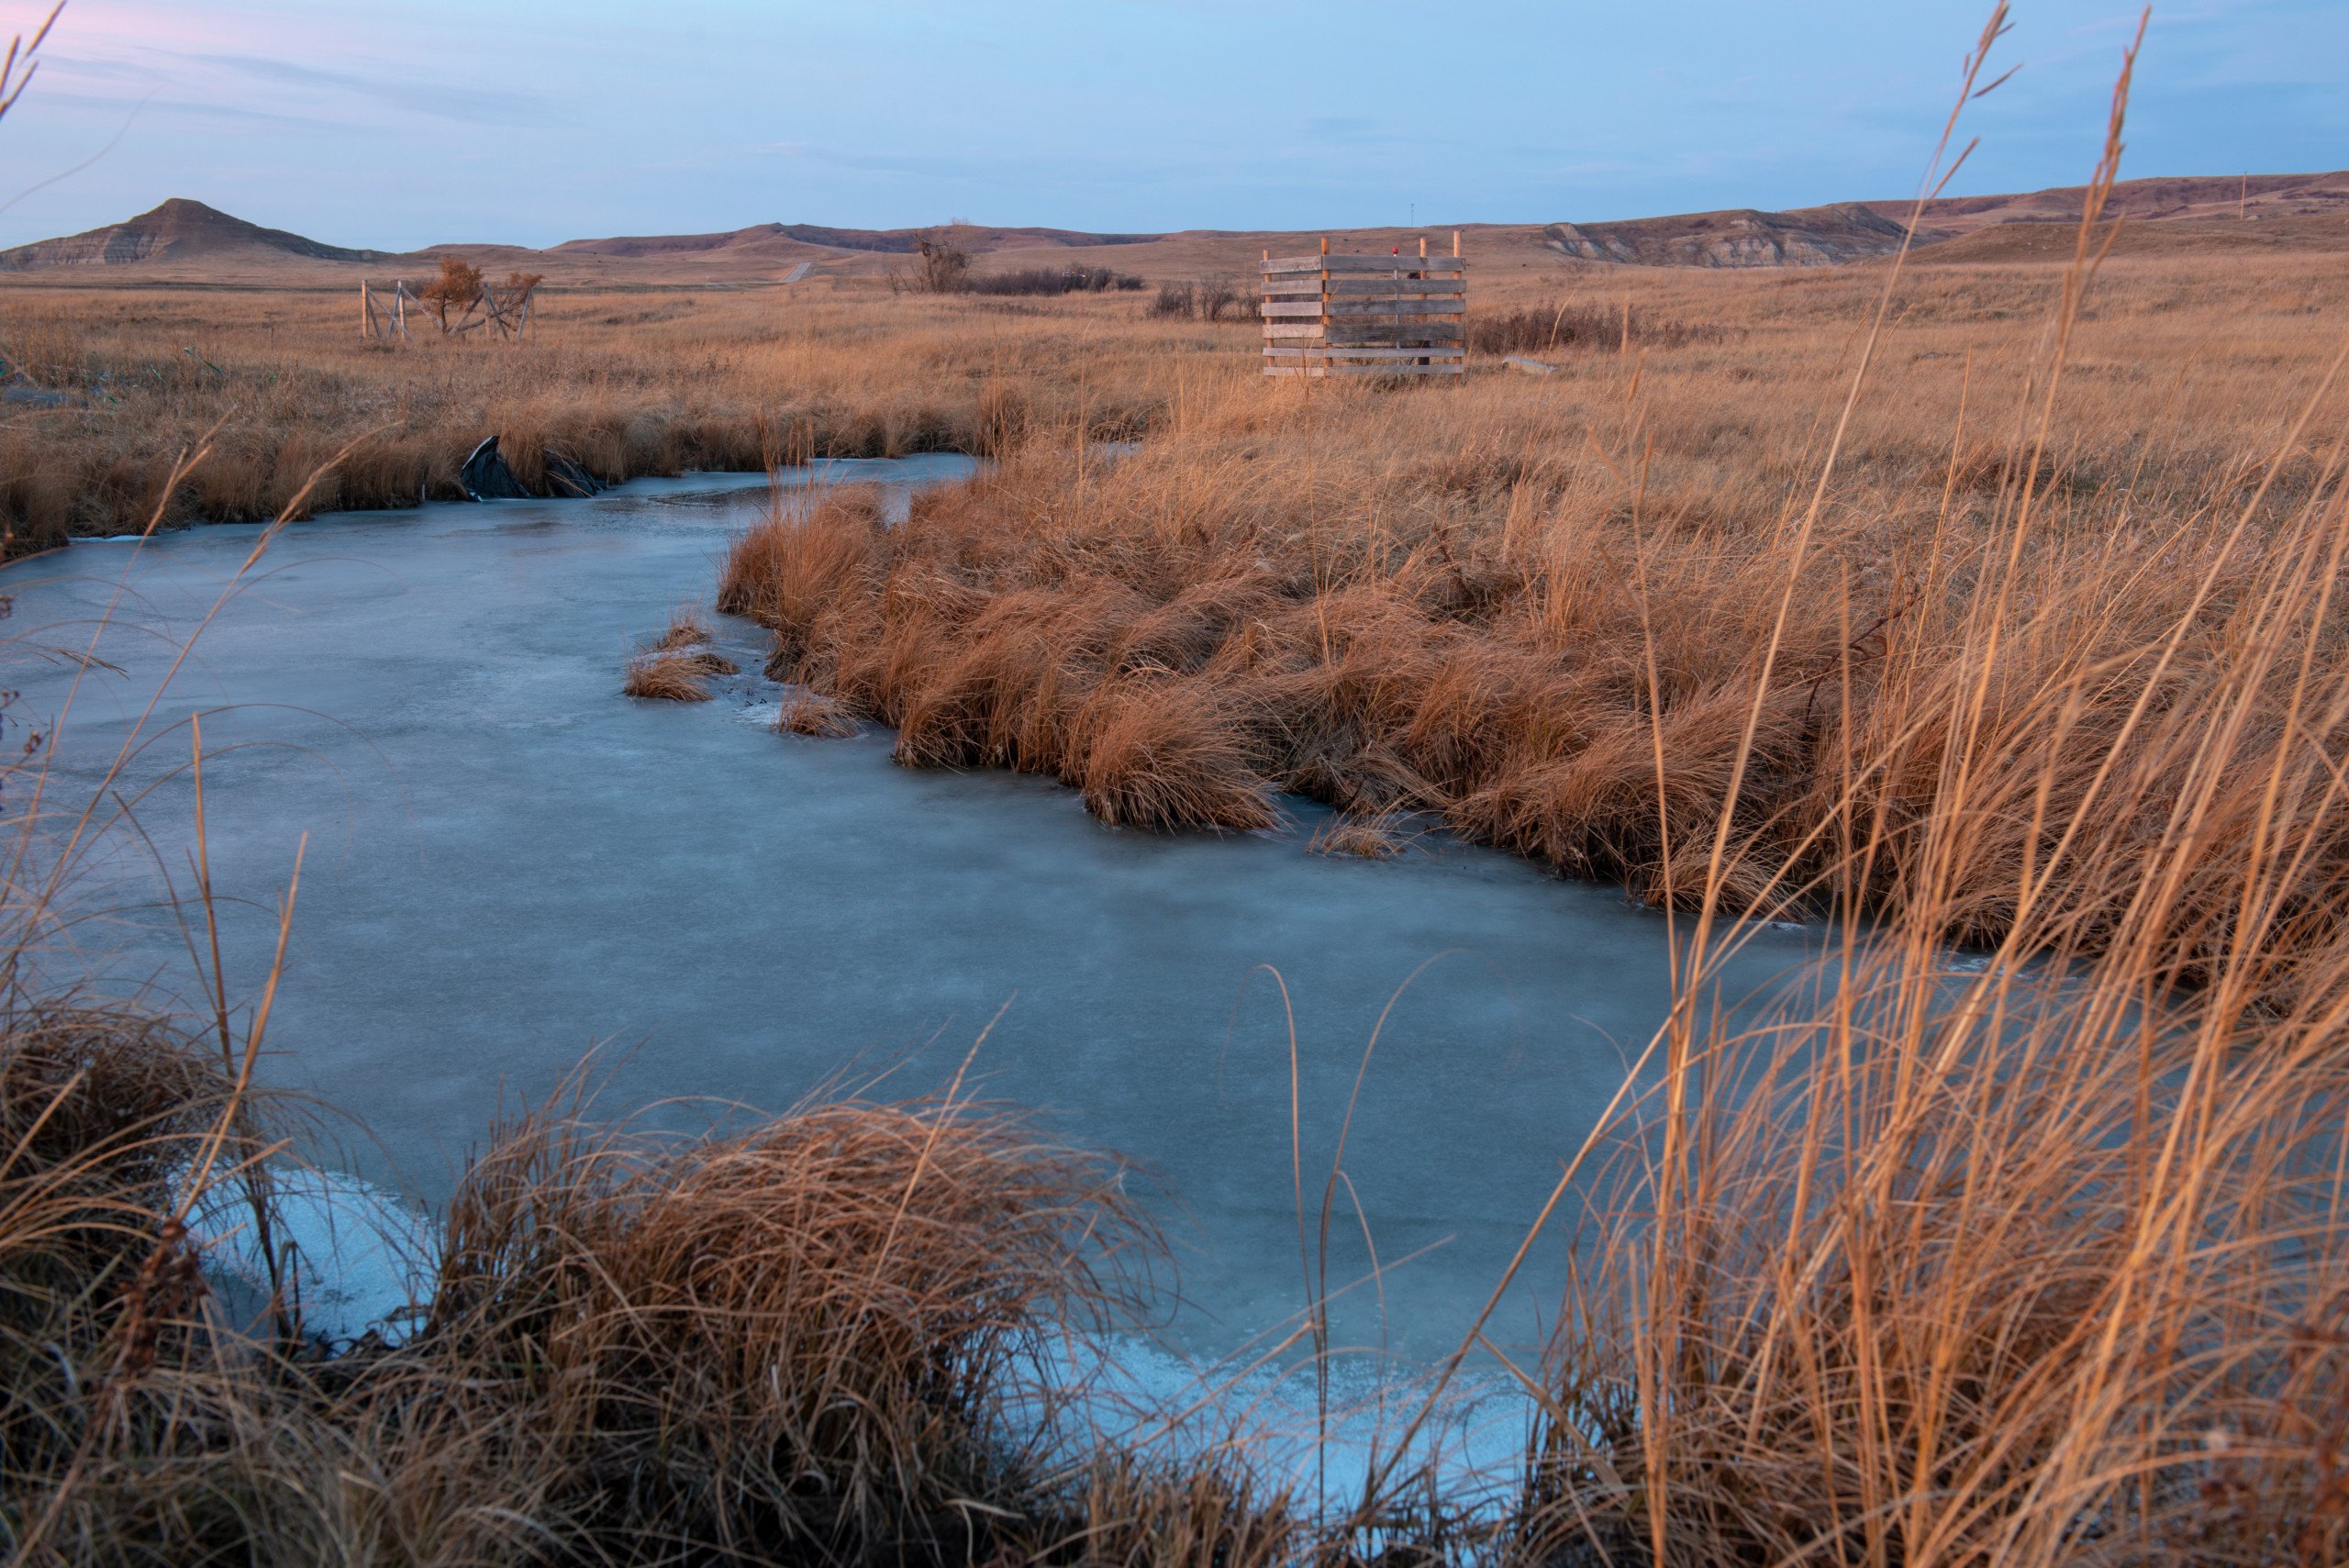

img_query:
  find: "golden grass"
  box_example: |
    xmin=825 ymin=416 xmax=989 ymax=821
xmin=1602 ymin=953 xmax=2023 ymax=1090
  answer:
xmin=698 ymin=250 xmax=2348 ymax=994
xmin=1307 ymin=810 xmax=1410 ymax=861
xmin=0 ymin=280 xmax=1226 ymax=553
xmin=622 ymin=609 xmax=740 ymax=701
xmin=775 ymin=691 xmax=859 ymax=738
xmin=620 ymin=648 xmax=719 ymax=700
xmin=6 ymin=17 xmax=2349 ymax=1562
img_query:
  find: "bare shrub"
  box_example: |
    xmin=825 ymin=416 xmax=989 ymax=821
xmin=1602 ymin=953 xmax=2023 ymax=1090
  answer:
xmin=1467 ymin=300 xmax=1720 ymax=357
xmin=1147 ymin=278 xmax=1244 ymax=322
xmin=912 ymin=234 xmax=972 ymax=295
xmin=1148 ymin=281 xmax=1196 ymax=320
xmin=967 ymin=264 xmax=1142 ymax=296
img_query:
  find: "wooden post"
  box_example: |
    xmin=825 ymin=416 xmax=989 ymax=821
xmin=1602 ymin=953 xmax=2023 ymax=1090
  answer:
xmin=1319 ymin=238 xmax=1331 ymax=376
xmin=361 ymin=280 xmax=371 ymax=339
xmin=395 ymin=282 xmax=406 ymax=338
xmin=1418 ymin=236 xmax=1428 ymax=261
xmin=1452 ymin=230 xmax=1461 ymax=259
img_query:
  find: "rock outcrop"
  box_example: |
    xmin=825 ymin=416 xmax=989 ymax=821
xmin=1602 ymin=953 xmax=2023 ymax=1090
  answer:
xmin=1545 ymin=204 xmax=1917 ymax=269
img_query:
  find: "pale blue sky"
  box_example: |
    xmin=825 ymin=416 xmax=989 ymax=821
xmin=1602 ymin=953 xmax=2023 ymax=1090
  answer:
xmin=1 ymin=1 xmax=2341 ymax=250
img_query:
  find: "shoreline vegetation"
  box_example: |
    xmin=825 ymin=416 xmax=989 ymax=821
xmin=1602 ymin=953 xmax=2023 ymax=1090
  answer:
xmin=9 ymin=14 xmax=2349 ymax=1567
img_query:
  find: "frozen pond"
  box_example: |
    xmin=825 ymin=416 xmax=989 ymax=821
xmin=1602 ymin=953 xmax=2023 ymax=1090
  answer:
xmin=4 ymin=462 xmax=1821 ymax=1453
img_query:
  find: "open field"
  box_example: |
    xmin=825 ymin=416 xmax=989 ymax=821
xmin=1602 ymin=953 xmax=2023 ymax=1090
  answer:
xmin=8 ymin=152 xmax=2349 ymax=1564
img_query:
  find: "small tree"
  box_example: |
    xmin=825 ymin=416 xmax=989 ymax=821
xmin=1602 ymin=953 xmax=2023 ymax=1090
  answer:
xmin=914 ymin=234 xmax=971 ymax=295
xmin=420 ymin=256 xmax=484 ymax=332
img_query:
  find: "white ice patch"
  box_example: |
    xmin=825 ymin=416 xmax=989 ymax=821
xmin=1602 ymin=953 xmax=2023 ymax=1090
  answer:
xmin=186 ymin=1167 xmax=1533 ymax=1515
xmin=188 ymin=1164 xmax=436 ymax=1345
xmin=1031 ymin=1333 xmax=1531 ymax=1514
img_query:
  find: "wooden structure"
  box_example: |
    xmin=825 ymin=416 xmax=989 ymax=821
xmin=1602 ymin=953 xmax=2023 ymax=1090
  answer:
xmin=361 ymin=280 xmax=416 ymax=340
xmin=364 ymin=272 xmax=540 ymax=342
xmin=1260 ymin=234 xmax=1464 ymax=378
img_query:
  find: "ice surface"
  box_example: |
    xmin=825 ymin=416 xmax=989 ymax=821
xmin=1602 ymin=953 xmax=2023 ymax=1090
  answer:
xmin=6 ymin=461 xmax=1825 ymax=1438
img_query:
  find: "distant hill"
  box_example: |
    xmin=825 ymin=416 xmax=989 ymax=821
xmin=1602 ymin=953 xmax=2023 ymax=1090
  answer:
xmin=547 ymin=221 xmax=1158 ymax=259
xmin=1543 ymin=171 xmax=2349 ymax=269
xmin=0 ymin=197 xmax=387 ymax=270
xmin=3 ymin=172 xmax=2343 ymax=283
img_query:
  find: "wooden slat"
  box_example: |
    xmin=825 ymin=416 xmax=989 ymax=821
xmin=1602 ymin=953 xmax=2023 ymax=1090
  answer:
xmin=1261 ymin=300 xmax=1470 ymax=318
xmin=1322 ymin=320 xmax=1463 ymax=341
xmin=1264 ymin=346 xmax=1464 ymax=360
xmin=1321 ymin=297 xmax=1466 ymax=316
xmin=1262 ymin=322 xmax=1331 ymax=339
xmin=1326 ymin=329 xmax=1464 ymax=348
xmin=1262 ymin=253 xmax=1465 ymax=274
xmin=1264 ymin=363 xmax=1464 ymax=377
xmin=1264 ymin=278 xmax=1465 ymax=296
xmin=1331 ymin=276 xmax=1465 ymax=295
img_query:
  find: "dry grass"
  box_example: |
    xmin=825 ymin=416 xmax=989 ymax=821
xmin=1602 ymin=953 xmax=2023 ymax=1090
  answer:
xmin=0 ymin=1006 xmax=1223 ymax=1565
xmin=621 ymin=649 xmax=719 ymax=701
xmin=775 ymin=691 xmax=859 ymax=738
xmin=0 ymin=278 xmax=1231 ymax=554
xmin=649 ymin=606 xmax=713 ymax=651
xmin=703 ymin=246 xmax=2349 ymax=990
xmin=7 ymin=17 xmax=2349 ymax=1564
xmin=623 ymin=611 xmax=740 ymax=701
xmin=1307 ymin=810 xmax=1410 ymax=861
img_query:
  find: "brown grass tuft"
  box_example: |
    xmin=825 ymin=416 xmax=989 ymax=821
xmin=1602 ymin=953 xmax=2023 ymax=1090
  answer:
xmin=1307 ymin=810 xmax=1409 ymax=860
xmin=621 ymin=648 xmax=720 ymax=701
xmin=775 ymin=691 xmax=859 ymax=738
xmin=649 ymin=606 xmax=712 ymax=651
xmin=1078 ymin=677 xmax=1277 ymax=832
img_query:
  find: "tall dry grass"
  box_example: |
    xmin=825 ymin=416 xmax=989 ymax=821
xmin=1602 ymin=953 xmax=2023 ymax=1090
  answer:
xmin=701 ymin=20 xmax=2349 ymax=1562
xmin=6 ymin=6 xmax=2349 ymax=1563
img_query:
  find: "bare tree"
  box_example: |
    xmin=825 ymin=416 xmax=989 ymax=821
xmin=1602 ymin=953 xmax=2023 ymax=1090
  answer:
xmin=913 ymin=234 xmax=972 ymax=295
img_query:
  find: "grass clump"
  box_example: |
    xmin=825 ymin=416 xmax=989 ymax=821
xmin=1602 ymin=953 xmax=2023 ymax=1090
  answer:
xmin=0 ymin=995 xmax=1217 ymax=1566
xmin=623 ymin=610 xmax=741 ymax=701
xmin=622 ymin=648 xmax=722 ymax=700
xmin=1308 ymin=810 xmax=1410 ymax=860
xmin=775 ymin=691 xmax=859 ymax=738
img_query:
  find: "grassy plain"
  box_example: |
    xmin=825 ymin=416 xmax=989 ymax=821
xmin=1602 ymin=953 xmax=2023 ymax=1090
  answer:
xmin=7 ymin=186 xmax=2349 ymax=1562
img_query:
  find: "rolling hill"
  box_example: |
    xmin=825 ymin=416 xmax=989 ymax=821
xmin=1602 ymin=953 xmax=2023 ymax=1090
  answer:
xmin=2 ymin=171 xmax=2342 ymax=285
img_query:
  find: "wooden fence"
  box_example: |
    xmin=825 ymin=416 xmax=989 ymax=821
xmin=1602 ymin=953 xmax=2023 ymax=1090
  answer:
xmin=1261 ymin=235 xmax=1464 ymax=378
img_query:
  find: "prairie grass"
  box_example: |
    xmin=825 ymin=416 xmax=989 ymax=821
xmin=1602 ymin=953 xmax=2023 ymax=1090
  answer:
xmin=6 ymin=10 xmax=2349 ymax=1564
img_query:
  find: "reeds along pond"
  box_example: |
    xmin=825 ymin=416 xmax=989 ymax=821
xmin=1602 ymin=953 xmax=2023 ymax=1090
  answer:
xmin=699 ymin=61 xmax=2349 ymax=1560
